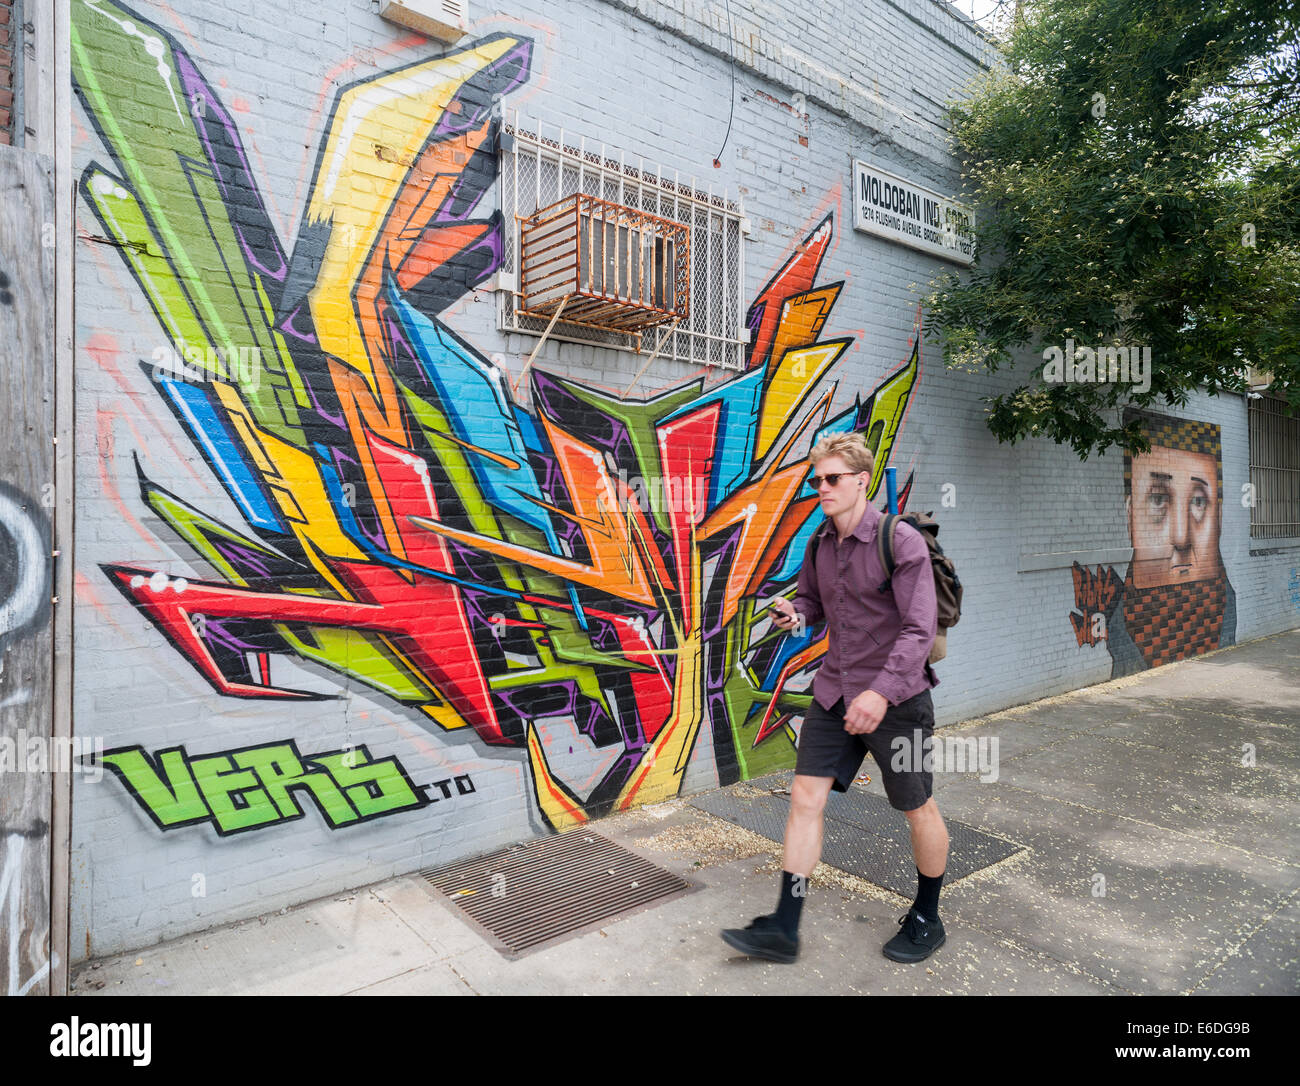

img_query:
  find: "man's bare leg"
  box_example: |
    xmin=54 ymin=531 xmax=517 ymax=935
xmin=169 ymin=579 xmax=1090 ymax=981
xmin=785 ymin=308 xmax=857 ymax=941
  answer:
xmin=783 ymin=774 xmax=835 ymax=876
xmin=904 ymin=797 xmax=948 ymax=878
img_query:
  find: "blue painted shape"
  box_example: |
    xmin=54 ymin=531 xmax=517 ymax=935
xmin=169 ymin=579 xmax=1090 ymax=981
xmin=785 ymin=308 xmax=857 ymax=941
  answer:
xmin=159 ymin=378 xmax=285 ymax=533
xmin=513 ymin=404 xmax=548 ymax=456
xmin=386 ymin=283 xmax=586 ymax=628
xmin=885 ymin=466 xmax=898 ymax=514
xmin=760 ymin=627 xmax=815 ymax=691
xmin=663 ymin=367 xmax=765 ymax=510
xmin=389 ymin=287 xmax=550 ymax=536
xmin=811 ymin=401 xmax=859 ymax=448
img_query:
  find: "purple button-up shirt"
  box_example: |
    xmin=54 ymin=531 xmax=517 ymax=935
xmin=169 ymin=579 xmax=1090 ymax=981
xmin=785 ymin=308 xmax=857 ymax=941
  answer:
xmin=794 ymin=502 xmax=938 ymax=710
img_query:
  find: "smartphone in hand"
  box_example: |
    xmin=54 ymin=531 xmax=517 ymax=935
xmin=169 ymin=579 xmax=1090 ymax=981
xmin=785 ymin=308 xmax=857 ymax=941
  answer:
xmin=770 ymin=596 xmax=801 ymax=633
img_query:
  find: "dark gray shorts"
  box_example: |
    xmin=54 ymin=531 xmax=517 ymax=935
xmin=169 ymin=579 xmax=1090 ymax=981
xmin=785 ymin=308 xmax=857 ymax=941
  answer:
xmin=794 ymin=691 xmax=935 ymax=811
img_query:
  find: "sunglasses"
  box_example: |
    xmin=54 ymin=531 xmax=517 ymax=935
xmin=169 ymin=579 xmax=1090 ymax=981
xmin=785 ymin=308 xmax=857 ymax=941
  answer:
xmin=808 ymin=472 xmax=858 ymax=489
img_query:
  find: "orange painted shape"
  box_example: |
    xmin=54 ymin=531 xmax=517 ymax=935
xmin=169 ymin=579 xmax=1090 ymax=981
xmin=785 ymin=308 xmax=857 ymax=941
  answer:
xmin=393 ymin=221 xmax=497 ymax=293
xmin=697 ymin=459 xmax=810 ymax=629
xmin=352 ymin=127 xmax=494 ymax=400
xmin=766 ymin=283 xmax=842 ymax=372
xmin=745 ymin=494 xmax=823 ymax=596
xmin=747 ymin=215 xmax=833 ymax=370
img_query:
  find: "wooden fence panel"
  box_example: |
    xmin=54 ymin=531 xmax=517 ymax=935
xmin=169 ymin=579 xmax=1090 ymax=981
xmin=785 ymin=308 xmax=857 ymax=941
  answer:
xmin=0 ymin=143 xmax=56 ymax=997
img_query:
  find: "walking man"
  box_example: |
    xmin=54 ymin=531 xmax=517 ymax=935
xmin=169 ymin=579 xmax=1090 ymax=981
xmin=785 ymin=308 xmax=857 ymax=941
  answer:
xmin=721 ymin=431 xmax=949 ymax=964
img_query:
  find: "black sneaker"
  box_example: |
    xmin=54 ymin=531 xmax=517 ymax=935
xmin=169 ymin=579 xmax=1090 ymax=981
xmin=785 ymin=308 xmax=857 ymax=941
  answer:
xmin=720 ymin=914 xmax=799 ymax=963
xmin=882 ymin=908 xmax=946 ymax=963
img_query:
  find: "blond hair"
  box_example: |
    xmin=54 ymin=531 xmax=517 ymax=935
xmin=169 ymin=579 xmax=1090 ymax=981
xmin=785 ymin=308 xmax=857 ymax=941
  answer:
xmin=808 ymin=431 xmax=875 ymax=476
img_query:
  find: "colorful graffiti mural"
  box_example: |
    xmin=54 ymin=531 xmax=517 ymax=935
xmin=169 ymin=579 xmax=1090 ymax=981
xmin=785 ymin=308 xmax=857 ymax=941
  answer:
xmin=1072 ymin=410 xmax=1236 ymax=677
xmin=73 ymin=0 xmax=921 ymax=832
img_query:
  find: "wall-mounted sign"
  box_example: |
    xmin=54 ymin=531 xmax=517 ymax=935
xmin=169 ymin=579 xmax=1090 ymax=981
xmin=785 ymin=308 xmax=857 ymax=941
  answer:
xmin=852 ymin=160 xmax=975 ymax=266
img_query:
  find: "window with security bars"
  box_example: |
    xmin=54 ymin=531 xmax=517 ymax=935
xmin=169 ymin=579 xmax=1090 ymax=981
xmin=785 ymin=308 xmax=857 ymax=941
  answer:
xmin=1249 ymin=394 xmax=1300 ymax=539
xmin=499 ymin=114 xmax=747 ymax=369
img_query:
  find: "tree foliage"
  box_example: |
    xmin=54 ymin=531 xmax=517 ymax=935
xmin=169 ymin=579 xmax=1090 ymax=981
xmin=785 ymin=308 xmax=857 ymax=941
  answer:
xmin=927 ymin=0 xmax=1300 ymax=455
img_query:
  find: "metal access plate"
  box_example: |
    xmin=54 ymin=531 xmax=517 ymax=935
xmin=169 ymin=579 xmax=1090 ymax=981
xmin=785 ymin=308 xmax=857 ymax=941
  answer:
xmin=420 ymin=830 xmax=695 ymax=957
xmin=691 ymin=772 xmax=1024 ymax=896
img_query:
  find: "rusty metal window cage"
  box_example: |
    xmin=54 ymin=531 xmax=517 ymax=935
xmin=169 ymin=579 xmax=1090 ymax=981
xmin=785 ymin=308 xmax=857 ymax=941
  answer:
xmin=1249 ymin=393 xmax=1300 ymax=539
xmin=500 ymin=114 xmax=747 ymax=369
xmin=519 ymin=193 xmax=690 ymax=335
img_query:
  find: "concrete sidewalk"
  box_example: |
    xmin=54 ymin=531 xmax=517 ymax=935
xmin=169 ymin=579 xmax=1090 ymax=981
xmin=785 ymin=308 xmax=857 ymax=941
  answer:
xmin=71 ymin=631 xmax=1299 ymax=996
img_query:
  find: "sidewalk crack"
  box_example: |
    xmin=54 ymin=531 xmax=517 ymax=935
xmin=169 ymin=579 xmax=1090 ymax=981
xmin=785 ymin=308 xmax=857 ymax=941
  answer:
xmin=1182 ymin=885 xmax=1299 ymax=995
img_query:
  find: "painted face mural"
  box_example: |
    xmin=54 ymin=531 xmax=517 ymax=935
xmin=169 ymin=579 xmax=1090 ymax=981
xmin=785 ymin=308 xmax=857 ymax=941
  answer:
xmin=73 ymin=0 xmax=921 ymax=834
xmin=1071 ymin=411 xmax=1235 ymax=677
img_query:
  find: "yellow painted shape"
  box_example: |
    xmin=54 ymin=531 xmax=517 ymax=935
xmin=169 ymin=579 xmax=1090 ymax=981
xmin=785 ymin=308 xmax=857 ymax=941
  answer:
xmin=305 ymin=37 xmax=521 ymax=380
xmin=527 ymin=724 xmax=589 ymax=832
xmin=616 ymin=539 xmax=705 ymax=810
xmin=615 ymin=628 xmax=704 ymax=810
xmin=418 ymin=703 xmax=472 ymax=731
xmin=252 ymin=427 xmax=368 ymax=562
xmin=755 ymin=341 xmax=847 ymax=459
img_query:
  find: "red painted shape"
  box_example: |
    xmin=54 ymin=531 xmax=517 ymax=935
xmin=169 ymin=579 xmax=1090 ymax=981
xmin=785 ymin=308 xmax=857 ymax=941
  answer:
xmin=106 ymin=563 xmax=508 ymax=744
xmin=363 ymin=428 xmax=455 ymax=574
xmin=656 ymin=401 xmax=720 ymax=633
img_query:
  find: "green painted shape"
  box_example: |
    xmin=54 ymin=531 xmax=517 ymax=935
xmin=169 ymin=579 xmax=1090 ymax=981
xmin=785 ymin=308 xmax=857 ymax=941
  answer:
xmin=718 ymin=599 xmax=802 ymax=779
xmin=101 ymin=748 xmax=210 ymax=827
xmin=547 ymin=376 xmax=703 ymax=533
xmin=308 ymin=752 xmax=424 ymax=819
xmin=863 ymin=340 xmax=919 ymax=500
xmin=231 ymin=744 xmax=359 ymax=825
xmin=81 ymin=166 xmax=219 ymax=371
xmin=144 ymin=482 xmax=283 ymax=582
xmin=191 ymin=754 xmax=281 ymax=832
xmin=71 ymin=0 xmax=305 ymax=444
xmin=286 ymin=625 xmax=435 ymax=703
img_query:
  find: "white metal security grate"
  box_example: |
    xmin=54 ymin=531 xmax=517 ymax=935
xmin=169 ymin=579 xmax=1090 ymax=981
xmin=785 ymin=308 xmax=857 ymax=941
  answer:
xmin=1249 ymin=394 xmax=1300 ymax=539
xmin=500 ymin=114 xmax=747 ymax=370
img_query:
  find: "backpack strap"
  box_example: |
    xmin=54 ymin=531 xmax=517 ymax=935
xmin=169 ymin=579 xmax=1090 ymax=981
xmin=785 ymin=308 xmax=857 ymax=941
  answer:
xmin=802 ymin=519 xmax=829 ymax=570
xmin=876 ymin=513 xmax=900 ymax=592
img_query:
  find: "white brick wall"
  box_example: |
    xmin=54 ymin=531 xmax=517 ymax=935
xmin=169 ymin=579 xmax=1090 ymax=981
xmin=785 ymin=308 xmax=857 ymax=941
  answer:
xmin=68 ymin=0 xmax=1297 ymax=959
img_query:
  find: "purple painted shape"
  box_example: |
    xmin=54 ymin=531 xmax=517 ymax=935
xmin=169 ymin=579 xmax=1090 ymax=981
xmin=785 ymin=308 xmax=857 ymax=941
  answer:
xmin=492 ymin=677 xmax=616 ymax=748
xmin=278 ymin=304 xmax=319 ymax=347
xmin=174 ymin=53 xmax=288 ymax=287
xmin=299 ymin=369 xmax=346 ymax=430
xmin=211 ymin=540 xmax=273 ymax=582
xmin=432 ymin=40 xmax=533 ymax=141
xmin=531 ymin=372 xmax=633 ymax=460
xmin=699 ymin=522 xmax=743 ymax=643
xmin=329 ymin=447 xmax=389 ymax=553
xmin=203 ymin=618 xmax=264 ymax=657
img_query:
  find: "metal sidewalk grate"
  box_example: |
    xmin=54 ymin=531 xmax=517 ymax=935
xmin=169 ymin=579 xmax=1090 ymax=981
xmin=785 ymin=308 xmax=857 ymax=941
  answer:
xmin=420 ymin=830 xmax=694 ymax=957
xmin=691 ymin=772 xmax=1024 ymax=897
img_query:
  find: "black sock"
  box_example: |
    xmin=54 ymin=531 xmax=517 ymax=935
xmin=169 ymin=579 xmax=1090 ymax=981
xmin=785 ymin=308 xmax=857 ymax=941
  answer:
xmin=914 ymin=869 xmax=944 ymax=921
xmin=775 ymin=870 xmax=806 ymax=937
